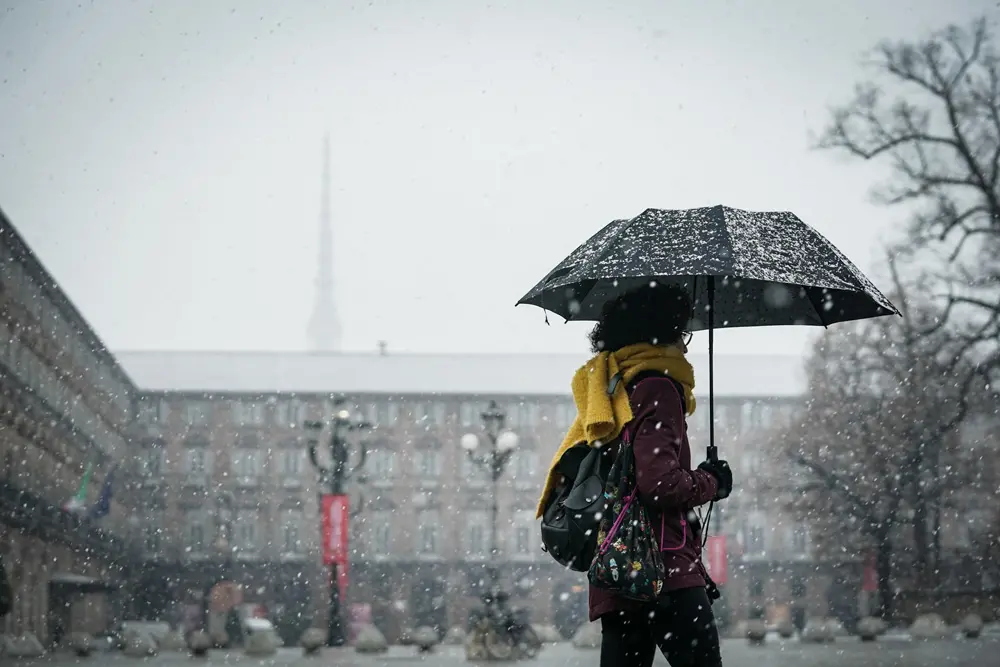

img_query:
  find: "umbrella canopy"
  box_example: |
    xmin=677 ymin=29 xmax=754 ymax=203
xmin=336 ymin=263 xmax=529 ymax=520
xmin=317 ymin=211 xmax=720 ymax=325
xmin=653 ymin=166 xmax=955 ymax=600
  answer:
xmin=518 ymin=205 xmax=898 ymax=483
xmin=517 ymin=205 xmax=898 ymax=327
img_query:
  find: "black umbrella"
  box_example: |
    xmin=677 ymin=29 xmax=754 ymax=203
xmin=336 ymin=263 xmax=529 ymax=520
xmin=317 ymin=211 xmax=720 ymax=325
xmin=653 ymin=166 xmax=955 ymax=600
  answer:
xmin=517 ymin=205 xmax=898 ymax=469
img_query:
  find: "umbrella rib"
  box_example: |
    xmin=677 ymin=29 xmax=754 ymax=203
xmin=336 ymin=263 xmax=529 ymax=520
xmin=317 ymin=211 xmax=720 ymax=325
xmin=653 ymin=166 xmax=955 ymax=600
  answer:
xmin=803 ymin=286 xmax=831 ymax=328
xmin=545 ymin=214 xmax=646 ymax=320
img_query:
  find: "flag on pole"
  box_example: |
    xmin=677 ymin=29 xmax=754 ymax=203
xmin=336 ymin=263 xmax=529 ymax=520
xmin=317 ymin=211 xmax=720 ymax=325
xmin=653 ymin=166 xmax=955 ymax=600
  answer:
xmin=88 ymin=465 xmax=117 ymax=520
xmin=63 ymin=463 xmax=92 ymax=513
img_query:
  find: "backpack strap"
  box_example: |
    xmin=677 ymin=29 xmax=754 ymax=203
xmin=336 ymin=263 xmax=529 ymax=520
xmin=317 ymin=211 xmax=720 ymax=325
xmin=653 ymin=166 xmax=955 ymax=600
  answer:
xmin=608 ymin=369 xmax=678 ymax=397
xmin=607 ymin=371 xmax=624 ymax=396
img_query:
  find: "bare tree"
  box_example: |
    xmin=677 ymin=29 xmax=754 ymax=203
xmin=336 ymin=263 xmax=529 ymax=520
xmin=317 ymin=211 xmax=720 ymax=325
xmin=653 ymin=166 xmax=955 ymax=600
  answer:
xmin=819 ymin=18 xmax=1000 ymax=363
xmin=770 ymin=263 xmax=991 ymax=620
xmin=771 ymin=322 xmax=908 ymax=621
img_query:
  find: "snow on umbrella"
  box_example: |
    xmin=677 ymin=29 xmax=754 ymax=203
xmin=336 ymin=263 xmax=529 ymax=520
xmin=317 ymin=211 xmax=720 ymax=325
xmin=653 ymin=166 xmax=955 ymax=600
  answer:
xmin=517 ymin=205 xmax=899 ymax=466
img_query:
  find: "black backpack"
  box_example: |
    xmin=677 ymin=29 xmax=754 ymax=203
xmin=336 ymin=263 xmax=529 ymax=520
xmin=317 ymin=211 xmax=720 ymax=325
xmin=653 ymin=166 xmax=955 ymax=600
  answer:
xmin=540 ymin=440 xmax=618 ymax=571
xmin=540 ymin=371 xmax=639 ymax=571
xmin=540 ymin=370 xmax=687 ymax=572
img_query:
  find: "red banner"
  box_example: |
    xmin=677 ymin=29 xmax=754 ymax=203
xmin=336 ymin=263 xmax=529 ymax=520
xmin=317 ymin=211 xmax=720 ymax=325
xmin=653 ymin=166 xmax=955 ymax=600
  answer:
xmin=704 ymin=535 xmax=728 ymax=585
xmin=321 ymin=494 xmax=350 ymax=565
xmin=862 ymin=552 xmax=878 ymax=592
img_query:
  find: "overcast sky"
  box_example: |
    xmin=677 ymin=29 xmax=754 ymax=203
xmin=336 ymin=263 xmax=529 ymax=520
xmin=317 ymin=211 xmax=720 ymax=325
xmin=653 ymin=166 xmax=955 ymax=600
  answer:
xmin=0 ymin=0 xmax=994 ymax=358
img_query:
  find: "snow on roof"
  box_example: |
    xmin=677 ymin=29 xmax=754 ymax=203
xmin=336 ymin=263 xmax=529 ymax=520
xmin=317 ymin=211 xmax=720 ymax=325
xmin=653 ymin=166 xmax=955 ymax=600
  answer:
xmin=115 ymin=351 xmax=806 ymax=398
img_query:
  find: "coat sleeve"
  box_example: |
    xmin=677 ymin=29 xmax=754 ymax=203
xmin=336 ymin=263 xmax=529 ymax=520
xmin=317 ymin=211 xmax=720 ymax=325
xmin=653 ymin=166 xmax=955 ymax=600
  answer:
xmin=630 ymin=378 xmax=718 ymax=510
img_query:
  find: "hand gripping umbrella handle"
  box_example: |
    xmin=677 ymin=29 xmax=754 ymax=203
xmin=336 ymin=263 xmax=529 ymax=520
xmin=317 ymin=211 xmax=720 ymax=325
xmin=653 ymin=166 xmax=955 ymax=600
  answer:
xmin=705 ymin=444 xmax=729 ymax=499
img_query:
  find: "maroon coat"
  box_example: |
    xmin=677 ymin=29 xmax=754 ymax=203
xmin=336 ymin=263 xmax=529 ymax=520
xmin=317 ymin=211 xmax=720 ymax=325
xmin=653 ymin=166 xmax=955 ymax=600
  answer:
xmin=589 ymin=375 xmax=719 ymax=621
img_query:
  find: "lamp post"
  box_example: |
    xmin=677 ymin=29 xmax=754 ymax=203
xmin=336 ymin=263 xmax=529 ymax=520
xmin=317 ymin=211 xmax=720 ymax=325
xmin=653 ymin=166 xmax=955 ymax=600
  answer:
xmin=461 ymin=400 xmax=520 ymax=598
xmin=305 ymin=399 xmax=368 ymax=647
xmin=206 ymin=493 xmax=237 ymax=645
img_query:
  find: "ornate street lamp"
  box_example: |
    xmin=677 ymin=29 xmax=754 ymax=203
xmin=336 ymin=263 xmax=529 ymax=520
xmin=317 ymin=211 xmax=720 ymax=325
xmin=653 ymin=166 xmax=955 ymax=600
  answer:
xmin=305 ymin=398 xmax=368 ymax=647
xmin=204 ymin=493 xmax=238 ymax=645
xmin=460 ymin=400 xmax=520 ymax=597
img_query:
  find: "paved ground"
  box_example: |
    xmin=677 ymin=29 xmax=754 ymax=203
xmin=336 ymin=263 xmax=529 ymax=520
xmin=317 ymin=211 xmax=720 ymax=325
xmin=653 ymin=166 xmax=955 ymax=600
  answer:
xmin=7 ymin=637 xmax=1000 ymax=667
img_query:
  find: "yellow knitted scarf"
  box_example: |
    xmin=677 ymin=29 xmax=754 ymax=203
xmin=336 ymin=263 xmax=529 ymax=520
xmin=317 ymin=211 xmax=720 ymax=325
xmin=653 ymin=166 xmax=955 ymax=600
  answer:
xmin=535 ymin=343 xmax=696 ymax=519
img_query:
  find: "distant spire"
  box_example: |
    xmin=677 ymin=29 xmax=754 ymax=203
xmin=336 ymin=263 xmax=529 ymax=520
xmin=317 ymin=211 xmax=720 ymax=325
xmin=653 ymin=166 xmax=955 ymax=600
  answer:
xmin=308 ymin=134 xmax=342 ymax=351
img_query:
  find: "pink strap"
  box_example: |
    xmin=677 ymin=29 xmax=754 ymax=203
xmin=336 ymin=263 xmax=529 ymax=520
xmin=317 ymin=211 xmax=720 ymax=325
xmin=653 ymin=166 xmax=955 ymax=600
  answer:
xmin=613 ymin=378 xmax=689 ymax=553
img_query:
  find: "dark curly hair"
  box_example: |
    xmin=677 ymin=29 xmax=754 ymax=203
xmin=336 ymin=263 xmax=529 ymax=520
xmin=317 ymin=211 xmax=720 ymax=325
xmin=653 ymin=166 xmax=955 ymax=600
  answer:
xmin=588 ymin=282 xmax=693 ymax=353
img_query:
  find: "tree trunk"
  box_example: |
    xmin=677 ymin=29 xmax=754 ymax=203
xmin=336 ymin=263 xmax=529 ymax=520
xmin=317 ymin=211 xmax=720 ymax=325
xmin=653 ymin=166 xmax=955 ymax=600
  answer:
xmin=913 ymin=492 xmax=929 ymax=586
xmin=931 ymin=503 xmax=941 ymax=585
xmin=876 ymin=537 xmax=895 ymax=622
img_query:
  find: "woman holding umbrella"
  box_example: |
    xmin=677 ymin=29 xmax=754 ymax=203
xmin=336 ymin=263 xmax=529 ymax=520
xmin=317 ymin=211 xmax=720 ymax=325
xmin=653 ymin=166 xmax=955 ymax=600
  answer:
xmin=538 ymin=282 xmax=733 ymax=667
xmin=526 ymin=205 xmax=898 ymax=667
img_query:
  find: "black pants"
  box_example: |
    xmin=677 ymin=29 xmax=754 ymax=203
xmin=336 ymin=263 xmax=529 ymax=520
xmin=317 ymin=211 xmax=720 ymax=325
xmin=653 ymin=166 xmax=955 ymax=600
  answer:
xmin=600 ymin=587 xmax=722 ymax=667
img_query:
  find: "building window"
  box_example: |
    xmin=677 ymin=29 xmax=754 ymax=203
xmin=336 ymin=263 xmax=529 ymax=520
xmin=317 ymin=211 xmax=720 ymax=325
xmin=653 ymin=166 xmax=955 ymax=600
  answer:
xmin=417 ymin=512 xmax=439 ymax=555
xmin=460 ymin=402 xmax=474 ymax=427
xmin=144 ymin=525 xmax=162 ymax=554
xmin=144 ymin=448 xmax=165 ymax=477
xmin=415 ymin=450 xmax=441 ymax=478
xmin=507 ymin=403 xmax=521 ymax=427
xmin=742 ymin=451 xmax=762 ymax=475
xmin=694 ymin=403 xmax=710 ymax=432
xmin=187 ymin=516 xmax=206 ymax=552
xmin=280 ymin=511 xmax=302 ymax=552
xmin=0 ymin=321 xmax=9 ymax=360
xmin=368 ymin=450 xmax=395 ymax=479
xmin=232 ymin=401 xmax=265 ymax=426
xmin=513 ymin=510 xmax=534 ymax=555
xmin=138 ymin=399 xmax=167 ymax=423
xmin=371 ymin=513 xmax=391 ymax=556
xmin=526 ymin=404 xmax=540 ymax=426
xmin=749 ymin=577 xmax=764 ymax=598
xmin=790 ymin=526 xmax=808 ymax=555
xmin=715 ymin=404 xmax=729 ymax=432
xmin=235 ymin=512 xmax=257 ymax=551
xmin=791 ymin=575 xmax=807 ymax=599
xmin=515 ymin=526 xmax=531 ymax=555
xmin=951 ymin=510 xmax=973 ymax=548
xmin=274 ymin=399 xmax=305 ymax=428
xmin=184 ymin=448 xmax=210 ymax=475
xmin=461 ymin=455 xmax=488 ymax=483
xmin=514 ymin=451 xmax=536 ymax=480
xmin=273 ymin=401 xmax=289 ymax=427
xmin=279 ymin=448 xmax=303 ymax=476
xmin=183 ymin=402 xmax=211 ymax=425
xmin=466 ymin=512 xmax=488 ymax=558
xmin=554 ymin=403 xmax=572 ymax=429
xmin=741 ymin=402 xmax=755 ymax=432
xmin=746 ymin=517 xmax=766 ymax=555
xmin=432 ymin=402 xmax=447 ymax=426
xmin=758 ymin=403 xmax=773 ymax=430
xmin=231 ymin=450 xmax=261 ymax=477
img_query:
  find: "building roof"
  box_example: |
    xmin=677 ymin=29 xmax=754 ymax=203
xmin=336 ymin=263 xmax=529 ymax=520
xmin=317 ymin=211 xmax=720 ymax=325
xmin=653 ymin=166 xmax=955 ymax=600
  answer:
xmin=1 ymin=207 xmax=136 ymax=390
xmin=114 ymin=350 xmax=806 ymax=398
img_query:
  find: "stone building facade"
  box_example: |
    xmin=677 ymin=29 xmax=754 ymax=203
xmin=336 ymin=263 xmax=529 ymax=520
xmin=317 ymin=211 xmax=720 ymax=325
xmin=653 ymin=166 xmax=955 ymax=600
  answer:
xmin=0 ymin=199 xmax=865 ymax=642
xmin=0 ymin=209 xmax=140 ymax=644
xmin=117 ymin=350 xmax=826 ymax=637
